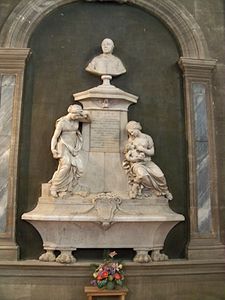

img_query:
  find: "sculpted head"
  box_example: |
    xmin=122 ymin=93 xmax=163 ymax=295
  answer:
xmin=101 ymin=38 xmax=114 ymax=54
xmin=126 ymin=121 xmax=142 ymax=137
xmin=67 ymin=104 xmax=83 ymax=119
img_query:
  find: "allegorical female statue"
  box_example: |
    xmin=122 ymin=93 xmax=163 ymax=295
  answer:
xmin=123 ymin=121 xmax=173 ymax=200
xmin=49 ymin=104 xmax=90 ymax=197
xmin=86 ymin=38 xmax=126 ymax=77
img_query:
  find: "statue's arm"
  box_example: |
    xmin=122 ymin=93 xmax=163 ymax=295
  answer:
xmin=136 ymin=135 xmax=154 ymax=157
xmin=76 ymin=111 xmax=91 ymax=123
xmin=51 ymin=121 xmax=63 ymax=158
xmin=146 ymin=136 xmax=154 ymax=156
xmin=144 ymin=146 xmax=154 ymax=157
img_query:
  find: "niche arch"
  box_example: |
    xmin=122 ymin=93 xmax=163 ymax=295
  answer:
xmin=0 ymin=0 xmax=208 ymax=58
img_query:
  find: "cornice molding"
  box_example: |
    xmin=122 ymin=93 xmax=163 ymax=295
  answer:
xmin=0 ymin=48 xmax=30 ymax=70
xmin=0 ymin=259 xmax=224 ymax=277
xmin=178 ymin=57 xmax=217 ymax=79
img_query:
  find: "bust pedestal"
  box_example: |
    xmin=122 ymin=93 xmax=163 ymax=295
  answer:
xmin=73 ymin=75 xmax=137 ymax=196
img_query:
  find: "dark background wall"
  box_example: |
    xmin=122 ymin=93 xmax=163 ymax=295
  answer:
xmin=16 ymin=1 xmax=187 ymax=260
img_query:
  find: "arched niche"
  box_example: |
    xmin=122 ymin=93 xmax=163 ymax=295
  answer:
xmin=0 ymin=0 xmax=223 ymax=261
xmin=17 ymin=1 xmax=185 ymax=259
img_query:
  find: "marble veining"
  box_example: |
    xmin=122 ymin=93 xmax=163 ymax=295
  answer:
xmin=193 ymin=84 xmax=208 ymax=141
xmin=0 ymin=75 xmax=16 ymax=134
xmin=196 ymin=142 xmax=211 ymax=232
xmin=192 ymin=83 xmax=212 ymax=234
xmin=0 ymin=75 xmax=16 ymax=233
xmin=196 ymin=143 xmax=209 ymax=205
xmin=0 ymin=178 xmax=7 ymax=232
xmin=0 ymin=76 xmax=2 ymax=106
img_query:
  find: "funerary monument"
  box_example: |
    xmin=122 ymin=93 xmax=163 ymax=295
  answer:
xmin=22 ymin=38 xmax=184 ymax=264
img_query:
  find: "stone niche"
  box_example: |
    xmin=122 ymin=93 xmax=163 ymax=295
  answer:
xmin=22 ymin=39 xmax=184 ymax=264
xmin=16 ymin=2 xmax=187 ymax=260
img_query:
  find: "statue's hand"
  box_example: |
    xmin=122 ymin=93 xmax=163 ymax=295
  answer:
xmin=81 ymin=111 xmax=91 ymax=122
xmin=83 ymin=112 xmax=89 ymax=118
xmin=126 ymin=144 xmax=134 ymax=151
xmin=136 ymin=145 xmax=145 ymax=152
xmin=139 ymin=152 xmax=145 ymax=159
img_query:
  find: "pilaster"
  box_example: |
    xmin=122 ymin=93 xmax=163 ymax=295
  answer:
xmin=0 ymin=48 xmax=30 ymax=259
xmin=179 ymin=57 xmax=225 ymax=259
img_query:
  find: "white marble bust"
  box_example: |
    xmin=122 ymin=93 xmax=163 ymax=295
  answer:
xmin=85 ymin=38 xmax=126 ymax=77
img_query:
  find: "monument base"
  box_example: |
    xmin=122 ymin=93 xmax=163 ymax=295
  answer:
xmin=22 ymin=184 xmax=184 ymax=264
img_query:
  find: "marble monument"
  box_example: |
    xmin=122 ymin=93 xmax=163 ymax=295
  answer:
xmin=22 ymin=39 xmax=184 ymax=264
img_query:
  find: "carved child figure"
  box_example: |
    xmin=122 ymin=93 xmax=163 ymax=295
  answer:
xmin=125 ymin=144 xmax=146 ymax=163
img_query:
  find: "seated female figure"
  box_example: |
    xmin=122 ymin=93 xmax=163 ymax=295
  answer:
xmin=123 ymin=121 xmax=172 ymax=200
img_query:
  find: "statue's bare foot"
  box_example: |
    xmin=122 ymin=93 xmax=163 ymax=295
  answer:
xmin=129 ymin=185 xmax=139 ymax=199
xmin=50 ymin=190 xmax=58 ymax=198
xmin=129 ymin=191 xmax=136 ymax=199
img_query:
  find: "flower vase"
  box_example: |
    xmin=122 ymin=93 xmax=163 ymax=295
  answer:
xmin=106 ymin=281 xmax=115 ymax=290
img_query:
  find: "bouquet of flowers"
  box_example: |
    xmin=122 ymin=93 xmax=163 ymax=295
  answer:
xmin=90 ymin=251 xmax=125 ymax=290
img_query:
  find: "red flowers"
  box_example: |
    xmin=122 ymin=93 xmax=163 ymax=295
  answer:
xmin=102 ymin=271 xmax=109 ymax=278
xmin=97 ymin=275 xmax=102 ymax=281
xmin=90 ymin=251 xmax=125 ymax=289
xmin=114 ymin=273 xmax=121 ymax=280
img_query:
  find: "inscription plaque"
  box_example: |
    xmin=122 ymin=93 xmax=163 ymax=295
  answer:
xmin=90 ymin=110 xmax=120 ymax=152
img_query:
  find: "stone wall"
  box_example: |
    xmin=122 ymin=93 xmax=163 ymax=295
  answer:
xmin=0 ymin=260 xmax=225 ymax=300
xmin=0 ymin=0 xmax=224 ymax=299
